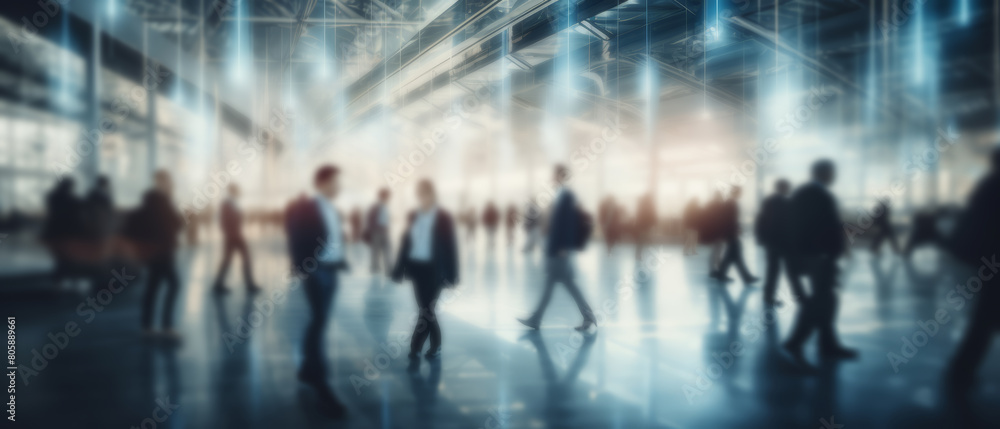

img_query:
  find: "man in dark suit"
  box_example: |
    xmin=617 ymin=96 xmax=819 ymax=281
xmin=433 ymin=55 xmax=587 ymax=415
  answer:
xmin=213 ymin=184 xmax=260 ymax=294
xmin=714 ymin=186 xmax=758 ymax=285
xmin=945 ymin=147 xmax=1000 ymax=391
xmin=783 ymin=160 xmax=858 ymax=368
xmin=754 ymin=179 xmax=804 ymax=307
xmin=518 ymin=165 xmax=596 ymax=332
xmin=366 ymin=188 xmax=392 ymax=275
xmin=284 ymin=165 xmax=348 ymax=418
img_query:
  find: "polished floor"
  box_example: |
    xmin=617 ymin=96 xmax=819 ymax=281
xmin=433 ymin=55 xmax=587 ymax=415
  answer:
xmin=6 ymin=231 xmax=1000 ymax=428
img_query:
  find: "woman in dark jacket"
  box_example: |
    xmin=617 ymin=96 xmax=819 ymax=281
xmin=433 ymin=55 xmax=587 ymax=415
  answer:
xmin=391 ymin=180 xmax=459 ymax=362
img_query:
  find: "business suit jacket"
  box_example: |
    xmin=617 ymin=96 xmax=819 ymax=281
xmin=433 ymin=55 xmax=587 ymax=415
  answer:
xmin=284 ymin=196 xmax=348 ymax=269
xmin=545 ymin=189 xmax=579 ymax=257
xmin=391 ymin=209 xmax=459 ymax=288
xmin=755 ymin=194 xmax=791 ymax=250
xmin=789 ymin=182 xmax=845 ymax=258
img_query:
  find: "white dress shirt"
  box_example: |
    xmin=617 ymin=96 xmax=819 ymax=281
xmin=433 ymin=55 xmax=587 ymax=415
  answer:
xmin=314 ymin=195 xmax=344 ymax=263
xmin=408 ymin=207 xmax=437 ymax=262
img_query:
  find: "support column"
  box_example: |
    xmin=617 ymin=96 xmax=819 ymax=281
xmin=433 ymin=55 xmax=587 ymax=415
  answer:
xmin=146 ymin=60 xmax=158 ymax=176
xmin=81 ymin=18 xmax=101 ymax=183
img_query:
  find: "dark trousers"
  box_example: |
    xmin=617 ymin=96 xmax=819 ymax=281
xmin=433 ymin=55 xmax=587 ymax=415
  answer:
xmin=301 ymin=265 xmax=338 ymax=380
xmin=718 ymin=236 xmax=753 ymax=281
xmin=142 ymin=254 xmax=180 ymax=330
xmin=869 ymin=224 xmax=899 ymax=253
xmin=949 ymin=286 xmax=999 ymax=383
xmin=529 ymin=255 xmax=594 ymax=322
xmin=408 ymin=262 xmax=443 ymax=355
xmin=785 ymin=257 xmax=842 ymax=351
xmin=213 ymin=237 xmax=255 ymax=288
xmin=763 ymin=246 xmax=805 ymax=305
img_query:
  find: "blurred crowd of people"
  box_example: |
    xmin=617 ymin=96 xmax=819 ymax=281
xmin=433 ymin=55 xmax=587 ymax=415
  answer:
xmin=17 ymin=145 xmax=1000 ymax=419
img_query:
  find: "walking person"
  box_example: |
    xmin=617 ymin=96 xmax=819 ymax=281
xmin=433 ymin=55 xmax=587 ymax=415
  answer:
xmin=482 ymin=201 xmax=500 ymax=250
xmin=366 ymin=188 xmax=392 ymax=276
xmin=754 ymin=179 xmax=804 ymax=307
xmin=518 ymin=165 xmax=597 ymax=332
xmin=703 ymin=191 xmax=726 ymax=277
xmin=633 ymin=194 xmax=657 ymax=260
xmin=391 ymin=180 xmax=459 ymax=365
xmin=212 ymin=184 xmax=260 ymax=294
xmin=284 ymin=165 xmax=349 ymax=418
xmin=869 ymin=200 xmax=899 ymax=255
xmin=945 ymin=147 xmax=1000 ymax=392
xmin=783 ymin=160 xmax=858 ymax=368
xmin=505 ymin=204 xmax=519 ymax=247
xmin=714 ymin=186 xmax=758 ymax=285
xmin=681 ymin=198 xmax=700 ymax=256
xmin=522 ymin=203 xmax=541 ymax=254
xmin=131 ymin=171 xmax=184 ymax=341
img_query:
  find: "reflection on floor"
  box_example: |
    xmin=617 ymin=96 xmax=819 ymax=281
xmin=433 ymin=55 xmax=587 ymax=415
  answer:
xmin=8 ymin=234 xmax=1000 ymax=428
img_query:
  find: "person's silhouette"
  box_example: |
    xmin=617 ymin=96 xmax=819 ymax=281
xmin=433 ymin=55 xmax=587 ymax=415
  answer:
xmin=83 ymin=175 xmax=115 ymax=240
xmin=869 ymin=200 xmax=899 ymax=255
xmin=944 ymin=147 xmax=1000 ymax=392
xmin=366 ymin=188 xmax=393 ymax=276
xmin=284 ymin=165 xmax=349 ymax=418
xmin=522 ymin=203 xmax=541 ymax=254
xmin=212 ymin=184 xmax=260 ymax=294
xmin=134 ymin=171 xmax=184 ymax=342
xmin=714 ymin=186 xmax=759 ymax=285
xmin=518 ymin=165 xmax=597 ymax=332
xmin=681 ymin=198 xmax=700 ymax=256
xmin=505 ymin=204 xmax=518 ymax=247
xmin=482 ymin=201 xmax=500 ymax=250
xmin=783 ymin=160 xmax=858 ymax=368
xmin=390 ymin=180 xmax=459 ymax=363
xmin=754 ymin=179 xmax=804 ymax=306
xmin=633 ymin=193 xmax=657 ymax=260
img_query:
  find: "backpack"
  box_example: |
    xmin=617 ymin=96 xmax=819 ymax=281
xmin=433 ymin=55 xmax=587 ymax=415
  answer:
xmin=575 ymin=207 xmax=594 ymax=249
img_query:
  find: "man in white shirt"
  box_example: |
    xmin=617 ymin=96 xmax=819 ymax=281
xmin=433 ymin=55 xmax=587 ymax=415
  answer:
xmin=284 ymin=164 xmax=348 ymax=418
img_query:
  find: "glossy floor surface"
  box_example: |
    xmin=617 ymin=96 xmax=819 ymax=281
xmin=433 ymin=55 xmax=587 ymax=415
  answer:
xmin=6 ymin=232 xmax=1000 ymax=428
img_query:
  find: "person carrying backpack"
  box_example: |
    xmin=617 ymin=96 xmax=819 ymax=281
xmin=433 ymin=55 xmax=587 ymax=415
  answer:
xmin=518 ymin=165 xmax=597 ymax=332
